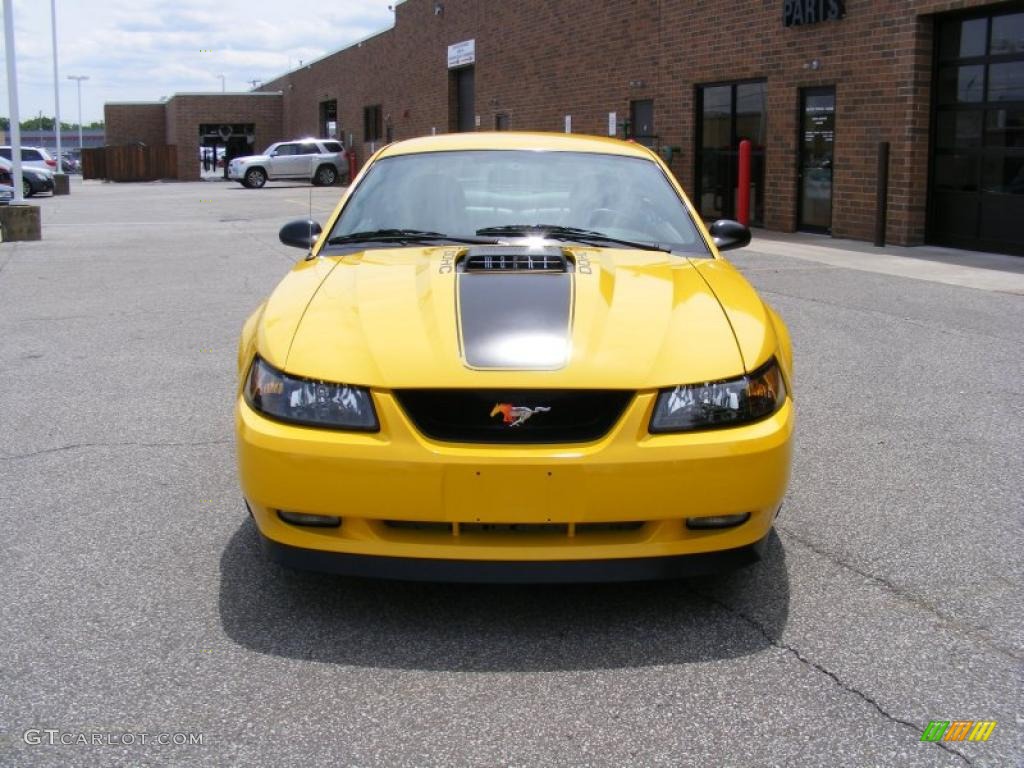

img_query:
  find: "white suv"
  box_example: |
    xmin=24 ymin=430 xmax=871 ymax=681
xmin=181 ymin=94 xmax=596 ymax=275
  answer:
xmin=0 ymin=146 xmax=58 ymax=174
xmin=228 ymin=139 xmax=346 ymax=188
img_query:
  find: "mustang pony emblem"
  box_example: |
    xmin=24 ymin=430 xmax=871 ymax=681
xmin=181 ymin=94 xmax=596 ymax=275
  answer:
xmin=490 ymin=403 xmax=551 ymax=427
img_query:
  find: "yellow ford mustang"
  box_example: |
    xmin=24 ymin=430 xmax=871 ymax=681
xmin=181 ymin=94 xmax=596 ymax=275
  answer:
xmin=236 ymin=132 xmax=793 ymax=582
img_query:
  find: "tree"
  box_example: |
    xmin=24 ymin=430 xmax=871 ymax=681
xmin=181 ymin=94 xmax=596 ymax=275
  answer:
xmin=20 ymin=116 xmax=56 ymax=131
xmin=0 ymin=117 xmax=104 ymax=131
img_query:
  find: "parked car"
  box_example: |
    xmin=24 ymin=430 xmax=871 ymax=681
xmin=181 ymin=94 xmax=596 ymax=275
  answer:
xmin=228 ymin=139 xmax=346 ymax=188
xmin=0 ymin=157 xmax=54 ymax=197
xmin=0 ymin=146 xmax=59 ymax=173
xmin=0 ymin=184 xmax=13 ymax=205
xmin=236 ymin=132 xmax=793 ymax=582
xmin=60 ymin=152 xmax=81 ymax=173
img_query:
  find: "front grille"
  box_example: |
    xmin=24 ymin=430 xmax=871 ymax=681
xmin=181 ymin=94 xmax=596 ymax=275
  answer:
xmin=393 ymin=389 xmax=634 ymax=444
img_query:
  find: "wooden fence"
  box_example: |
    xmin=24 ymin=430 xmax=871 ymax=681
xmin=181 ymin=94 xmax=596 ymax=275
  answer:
xmin=82 ymin=145 xmax=178 ymax=182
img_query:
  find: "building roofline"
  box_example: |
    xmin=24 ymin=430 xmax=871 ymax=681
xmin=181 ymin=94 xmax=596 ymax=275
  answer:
xmin=256 ymin=20 xmax=396 ymax=88
xmin=107 ymin=91 xmax=283 ymax=108
xmin=169 ymin=91 xmax=283 ymax=98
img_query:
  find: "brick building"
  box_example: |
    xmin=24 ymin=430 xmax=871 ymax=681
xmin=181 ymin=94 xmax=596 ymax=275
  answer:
xmin=106 ymin=94 xmax=283 ymax=181
xmin=105 ymin=0 xmax=1024 ymax=254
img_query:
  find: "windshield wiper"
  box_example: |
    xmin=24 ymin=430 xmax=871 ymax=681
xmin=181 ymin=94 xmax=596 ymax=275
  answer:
xmin=475 ymin=224 xmax=672 ymax=253
xmin=326 ymin=229 xmax=497 ymax=246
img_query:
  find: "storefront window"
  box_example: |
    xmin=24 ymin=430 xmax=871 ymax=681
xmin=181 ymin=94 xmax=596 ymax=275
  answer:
xmin=940 ymin=17 xmax=987 ymax=59
xmin=930 ymin=10 xmax=1024 ymax=254
xmin=985 ymin=109 xmax=1024 ymax=147
xmin=938 ymin=65 xmax=985 ymax=103
xmin=696 ymin=81 xmax=766 ymax=225
xmin=937 ymin=111 xmax=983 ymax=148
xmin=990 ymin=13 xmax=1024 ymax=55
xmin=988 ymin=62 xmax=1024 ymax=101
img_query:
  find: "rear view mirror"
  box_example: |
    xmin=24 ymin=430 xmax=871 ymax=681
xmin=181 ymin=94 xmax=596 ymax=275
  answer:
xmin=279 ymin=219 xmax=322 ymax=250
xmin=708 ymin=219 xmax=752 ymax=252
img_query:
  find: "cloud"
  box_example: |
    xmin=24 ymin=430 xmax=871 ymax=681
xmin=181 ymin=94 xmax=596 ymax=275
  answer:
xmin=0 ymin=0 xmax=393 ymax=123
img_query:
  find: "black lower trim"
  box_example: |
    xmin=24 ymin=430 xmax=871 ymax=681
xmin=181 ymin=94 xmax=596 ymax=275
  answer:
xmin=257 ymin=531 xmax=769 ymax=583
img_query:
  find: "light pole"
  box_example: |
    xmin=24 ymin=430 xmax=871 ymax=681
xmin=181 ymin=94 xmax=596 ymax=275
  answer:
xmin=4 ymin=0 xmax=25 ymax=202
xmin=217 ymin=74 xmax=225 ymax=92
xmin=67 ymin=74 xmax=88 ymax=151
xmin=51 ymin=0 xmax=63 ymax=175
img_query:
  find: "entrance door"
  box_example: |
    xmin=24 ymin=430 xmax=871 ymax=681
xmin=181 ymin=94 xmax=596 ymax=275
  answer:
xmin=798 ymin=87 xmax=836 ymax=232
xmin=454 ymin=66 xmax=475 ymax=132
xmin=630 ymin=100 xmax=655 ymax=147
xmin=319 ymin=100 xmax=338 ymax=139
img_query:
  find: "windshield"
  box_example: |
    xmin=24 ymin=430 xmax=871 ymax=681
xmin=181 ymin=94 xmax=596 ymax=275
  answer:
xmin=326 ymin=150 xmax=709 ymax=254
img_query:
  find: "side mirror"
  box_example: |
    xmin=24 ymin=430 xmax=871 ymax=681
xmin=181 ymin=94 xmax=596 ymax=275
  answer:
xmin=708 ymin=219 xmax=751 ymax=252
xmin=279 ymin=219 xmax=322 ymax=250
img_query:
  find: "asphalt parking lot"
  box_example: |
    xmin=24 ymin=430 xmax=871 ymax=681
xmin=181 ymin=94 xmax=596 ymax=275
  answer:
xmin=1 ymin=178 xmax=1021 ymax=767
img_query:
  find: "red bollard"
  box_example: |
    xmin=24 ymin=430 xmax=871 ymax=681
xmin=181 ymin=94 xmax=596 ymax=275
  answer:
xmin=347 ymin=148 xmax=358 ymax=184
xmin=737 ymin=139 xmax=751 ymax=227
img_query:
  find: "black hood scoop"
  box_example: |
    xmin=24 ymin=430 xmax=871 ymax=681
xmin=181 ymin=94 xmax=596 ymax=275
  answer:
xmin=461 ymin=245 xmax=568 ymax=273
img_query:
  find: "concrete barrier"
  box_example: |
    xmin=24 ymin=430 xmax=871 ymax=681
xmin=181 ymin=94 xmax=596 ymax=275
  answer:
xmin=53 ymin=174 xmax=70 ymax=195
xmin=0 ymin=204 xmax=42 ymax=241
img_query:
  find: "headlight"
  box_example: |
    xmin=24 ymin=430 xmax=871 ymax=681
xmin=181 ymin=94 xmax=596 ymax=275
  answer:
xmin=650 ymin=358 xmax=786 ymax=433
xmin=243 ymin=356 xmax=378 ymax=431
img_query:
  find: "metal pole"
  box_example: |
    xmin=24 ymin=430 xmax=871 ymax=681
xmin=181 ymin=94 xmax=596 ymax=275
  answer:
xmin=51 ymin=0 xmax=62 ymax=169
xmin=737 ymin=139 xmax=752 ymax=227
xmin=68 ymin=75 xmax=88 ymax=151
xmin=4 ymin=0 xmax=25 ymax=203
xmin=77 ymin=79 xmax=82 ymax=150
xmin=874 ymin=141 xmax=890 ymax=247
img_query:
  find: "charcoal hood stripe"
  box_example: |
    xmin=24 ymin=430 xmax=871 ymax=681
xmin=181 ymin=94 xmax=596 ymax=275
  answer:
xmin=457 ymin=272 xmax=573 ymax=369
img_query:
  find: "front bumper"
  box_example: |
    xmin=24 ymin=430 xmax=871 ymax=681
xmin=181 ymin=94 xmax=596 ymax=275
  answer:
xmin=236 ymin=390 xmax=793 ymax=575
xmin=257 ymin=526 xmax=770 ymax=583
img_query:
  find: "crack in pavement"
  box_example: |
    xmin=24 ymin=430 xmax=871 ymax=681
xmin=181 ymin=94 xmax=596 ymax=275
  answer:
xmin=696 ymin=589 xmax=974 ymax=768
xmin=777 ymin=525 xmax=1023 ymax=662
xmin=0 ymin=439 xmax=232 ymax=462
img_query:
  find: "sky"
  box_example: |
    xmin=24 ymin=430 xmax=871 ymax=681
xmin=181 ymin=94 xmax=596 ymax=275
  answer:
xmin=0 ymin=0 xmax=395 ymax=125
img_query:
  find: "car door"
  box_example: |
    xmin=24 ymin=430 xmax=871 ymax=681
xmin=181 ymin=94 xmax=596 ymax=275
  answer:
xmin=268 ymin=143 xmax=301 ymax=178
xmin=294 ymin=142 xmax=322 ymax=179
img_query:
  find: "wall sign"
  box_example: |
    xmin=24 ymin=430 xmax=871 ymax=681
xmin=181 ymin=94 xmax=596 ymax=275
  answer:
xmin=784 ymin=0 xmax=844 ymax=27
xmin=447 ymin=39 xmax=475 ymax=68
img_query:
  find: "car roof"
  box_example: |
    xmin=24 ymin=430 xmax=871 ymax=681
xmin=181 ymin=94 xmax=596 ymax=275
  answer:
xmin=377 ymin=132 xmax=655 ymax=160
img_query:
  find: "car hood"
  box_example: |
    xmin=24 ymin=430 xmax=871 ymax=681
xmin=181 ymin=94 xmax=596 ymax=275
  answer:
xmin=233 ymin=154 xmax=270 ymax=164
xmin=257 ymin=246 xmax=777 ymax=389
